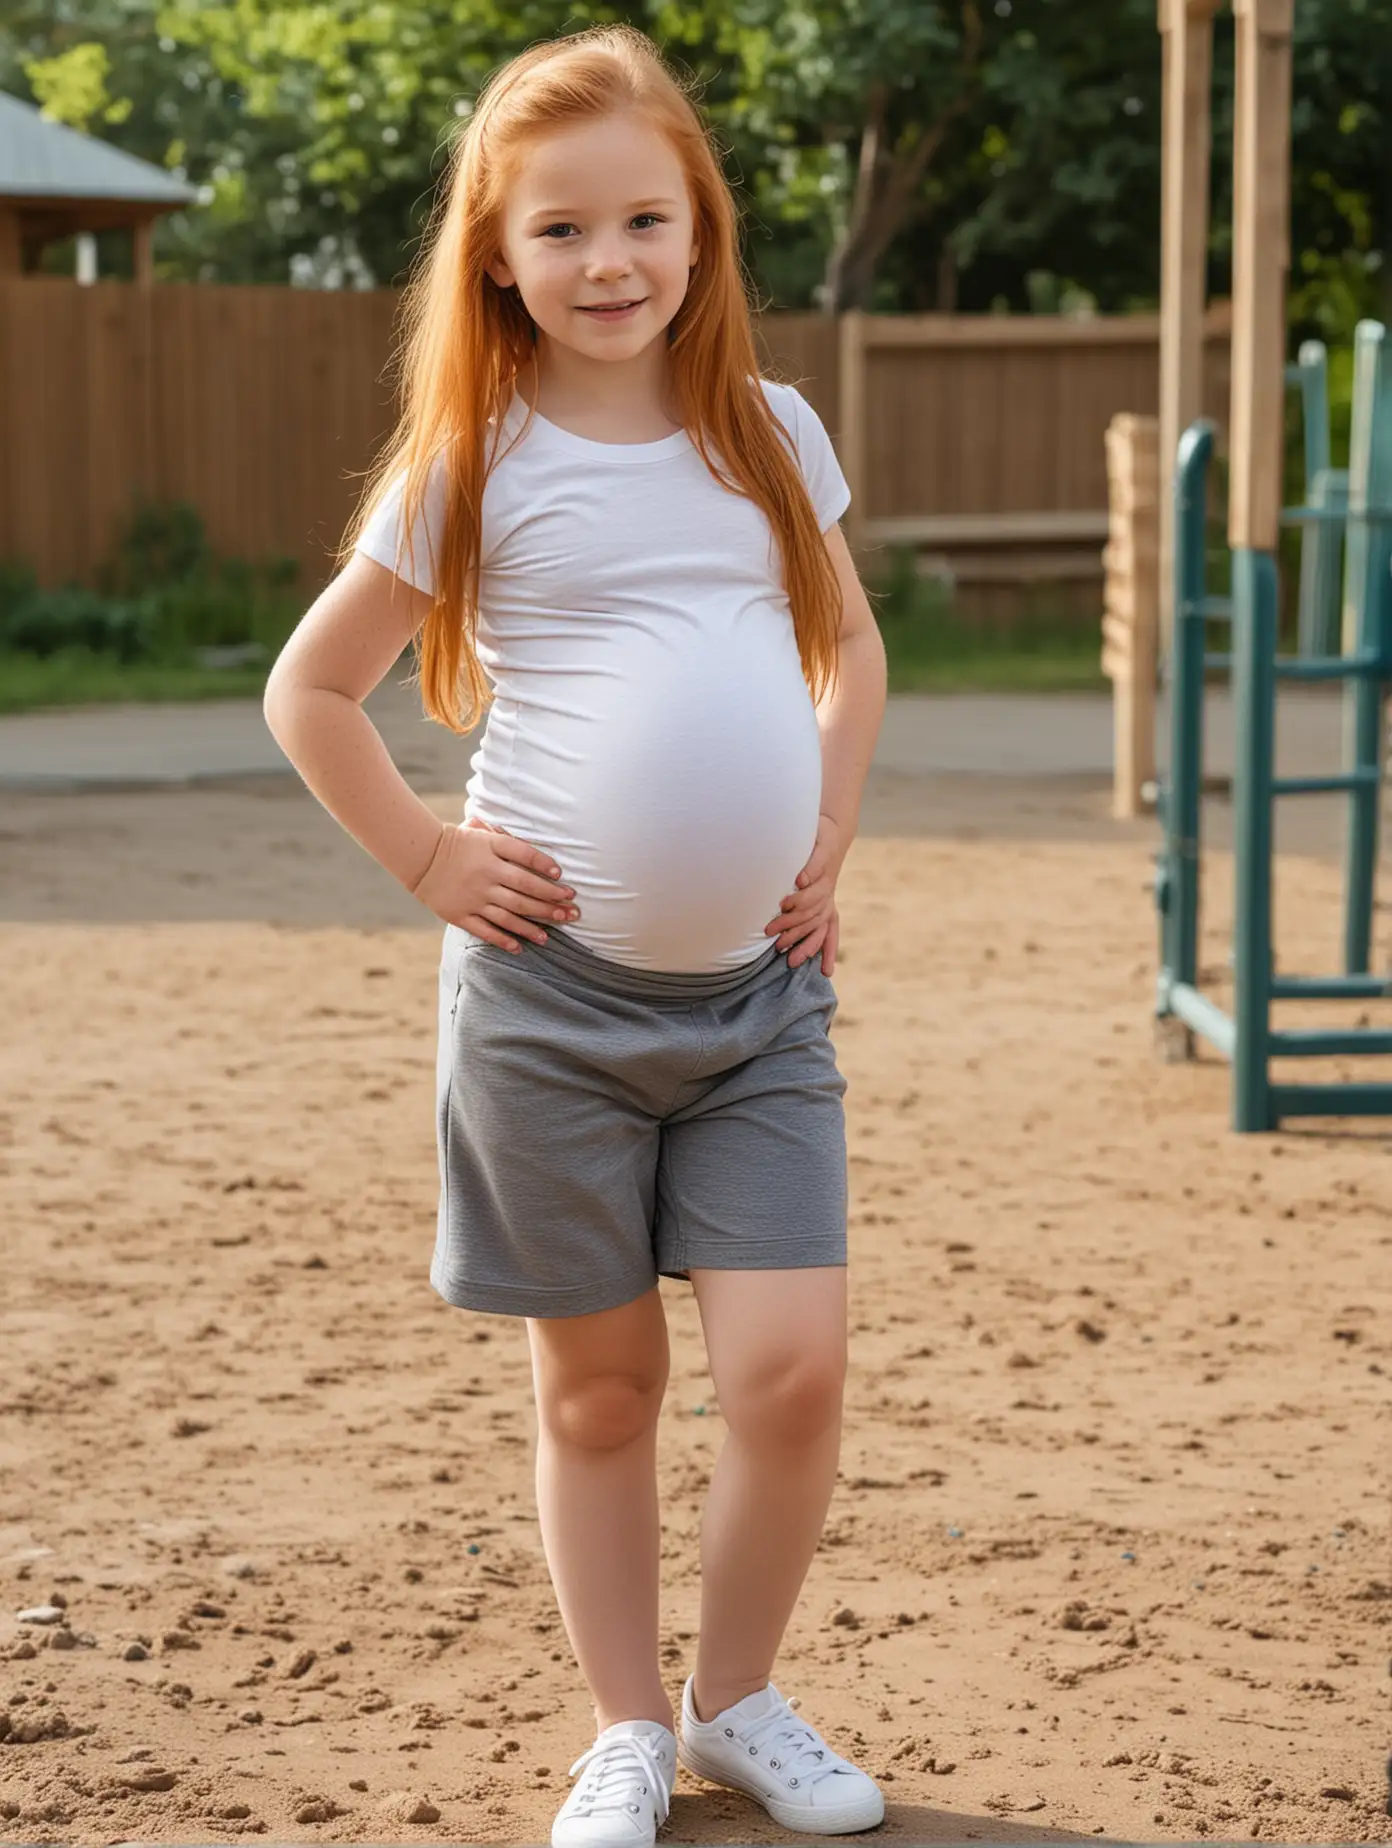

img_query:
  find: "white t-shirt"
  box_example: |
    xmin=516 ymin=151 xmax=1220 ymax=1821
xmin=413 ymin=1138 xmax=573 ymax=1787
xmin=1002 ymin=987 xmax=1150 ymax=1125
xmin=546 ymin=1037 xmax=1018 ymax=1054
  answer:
xmin=355 ymin=377 xmax=851 ymax=972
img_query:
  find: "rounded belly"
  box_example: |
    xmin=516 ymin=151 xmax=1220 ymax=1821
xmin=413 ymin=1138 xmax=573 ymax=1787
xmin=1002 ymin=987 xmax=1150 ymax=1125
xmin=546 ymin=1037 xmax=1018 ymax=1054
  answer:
xmin=481 ymin=641 xmax=823 ymax=971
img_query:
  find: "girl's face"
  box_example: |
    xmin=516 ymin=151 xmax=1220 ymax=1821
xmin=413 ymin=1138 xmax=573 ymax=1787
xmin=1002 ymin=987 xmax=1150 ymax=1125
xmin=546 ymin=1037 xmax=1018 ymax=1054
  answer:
xmin=487 ymin=111 xmax=699 ymax=363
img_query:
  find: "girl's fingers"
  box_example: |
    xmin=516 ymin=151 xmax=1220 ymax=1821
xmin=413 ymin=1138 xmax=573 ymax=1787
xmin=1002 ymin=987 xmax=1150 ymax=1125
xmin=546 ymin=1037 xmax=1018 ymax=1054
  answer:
xmin=822 ymin=915 xmax=839 ymax=976
xmin=493 ymin=831 xmax=567 ymax=883
xmin=462 ymin=916 xmax=522 ymax=952
xmin=770 ymin=901 xmax=818 ymax=935
xmin=496 ymin=860 xmax=576 ymax=904
xmin=784 ymin=872 xmax=831 ymax=910
xmin=498 ymin=885 xmax=581 ymax=921
xmin=484 ymin=835 xmax=574 ymax=905
xmin=481 ymin=902 xmax=549 ymax=946
xmin=776 ymin=916 xmax=823 ymax=950
xmin=787 ymin=929 xmax=827 ymax=968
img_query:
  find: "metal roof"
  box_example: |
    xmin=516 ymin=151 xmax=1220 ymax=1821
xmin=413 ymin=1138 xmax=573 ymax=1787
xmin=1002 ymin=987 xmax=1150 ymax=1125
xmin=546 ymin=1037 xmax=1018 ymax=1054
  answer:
xmin=0 ymin=89 xmax=196 ymax=205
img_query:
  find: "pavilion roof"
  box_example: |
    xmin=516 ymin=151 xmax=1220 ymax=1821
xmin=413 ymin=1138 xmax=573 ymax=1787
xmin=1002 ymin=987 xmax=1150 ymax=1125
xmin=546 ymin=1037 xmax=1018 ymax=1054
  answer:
xmin=0 ymin=90 xmax=195 ymax=207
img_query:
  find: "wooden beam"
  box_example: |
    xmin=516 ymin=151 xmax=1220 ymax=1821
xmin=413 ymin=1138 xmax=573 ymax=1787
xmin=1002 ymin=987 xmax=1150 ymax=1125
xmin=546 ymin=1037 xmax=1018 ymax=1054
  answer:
xmin=0 ymin=208 xmax=20 ymax=277
xmin=857 ymin=309 xmax=1230 ymax=349
xmin=862 ymin=510 xmax=1110 ymax=548
xmin=1102 ymin=413 xmax=1161 ymax=818
xmin=131 ymin=215 xmax=155 ymax=286
xmin=1228 ymin=0 xmax=1294 ymax=550
xmin=838 ymin=308 xmax=868 ymax=552
xmin=916 ymin=547 xmax=1105 ymax=587
xmin=1158 ymin=0 xmax=1219 ymax=649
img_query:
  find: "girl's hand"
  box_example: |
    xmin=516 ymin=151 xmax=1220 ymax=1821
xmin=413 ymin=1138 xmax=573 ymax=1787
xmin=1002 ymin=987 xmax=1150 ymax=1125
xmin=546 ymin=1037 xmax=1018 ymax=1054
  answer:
xmin=411 ymin=817 xmax=579 ymax=952
xmin=765 ymin=812 xmax=847 ymax=976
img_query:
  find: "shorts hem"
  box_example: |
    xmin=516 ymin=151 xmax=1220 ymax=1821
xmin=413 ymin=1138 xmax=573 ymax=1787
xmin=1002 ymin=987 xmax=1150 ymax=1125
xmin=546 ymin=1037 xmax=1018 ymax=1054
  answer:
xmin=429 ymin=1259 xmax=660 ymax=1320
xmin=665 ymin=1238 xmax=847 ymax=1273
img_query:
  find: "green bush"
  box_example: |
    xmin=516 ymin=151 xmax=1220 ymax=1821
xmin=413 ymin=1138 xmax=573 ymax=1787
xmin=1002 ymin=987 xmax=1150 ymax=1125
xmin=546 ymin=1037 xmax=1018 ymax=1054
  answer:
xmin=865 ymin=545 xmax=1105 ymax=693
xmin=0 ymin=502 xmax=303 ymax=667
xmin=867 ymin=545 xmax=1099 ymax=656
xmin=0 ymin=583 xmax=155 ymax=662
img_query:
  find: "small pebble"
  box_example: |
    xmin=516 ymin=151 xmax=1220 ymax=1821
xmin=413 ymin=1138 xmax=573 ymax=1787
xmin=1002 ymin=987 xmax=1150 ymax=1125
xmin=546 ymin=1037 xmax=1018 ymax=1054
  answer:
xmin=16 ymin=1606 xmax=66 ymax=1625
xmin=378 ymin=1792 xmax=441 ymax=1824
xmin=119 ymin=1768 xmax=178 ymax=1793
xmin=294 ymin=1798 xmax=345 ymax=1824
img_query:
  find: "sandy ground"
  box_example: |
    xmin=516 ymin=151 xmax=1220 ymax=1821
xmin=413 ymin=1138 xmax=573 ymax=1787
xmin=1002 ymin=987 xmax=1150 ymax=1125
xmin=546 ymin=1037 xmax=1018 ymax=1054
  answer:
xmin=1 ymin=711 xmax=1389 ymax=1846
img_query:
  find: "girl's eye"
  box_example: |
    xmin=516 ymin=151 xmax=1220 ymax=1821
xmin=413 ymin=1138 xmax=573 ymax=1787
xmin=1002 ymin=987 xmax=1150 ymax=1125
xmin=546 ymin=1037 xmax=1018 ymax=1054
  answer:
xmin=539 ymin=215 xmax=665 ymax=239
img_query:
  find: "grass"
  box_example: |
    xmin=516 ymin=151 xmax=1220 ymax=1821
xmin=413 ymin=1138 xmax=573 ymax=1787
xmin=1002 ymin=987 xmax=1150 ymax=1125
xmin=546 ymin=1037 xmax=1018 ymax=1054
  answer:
xmin=0 ymin=649 xmax=271 ymax=714
xmin=867 ymin=552 xmax=1107 ymax=695
xmin=878 ymin=625 xmax=1107 ymax=694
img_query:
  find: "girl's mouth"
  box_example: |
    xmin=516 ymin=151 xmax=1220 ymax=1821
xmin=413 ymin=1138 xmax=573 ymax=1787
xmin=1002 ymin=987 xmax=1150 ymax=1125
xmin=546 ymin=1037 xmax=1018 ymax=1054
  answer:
xmin=578 ymin=300 xmax=644 ymax=320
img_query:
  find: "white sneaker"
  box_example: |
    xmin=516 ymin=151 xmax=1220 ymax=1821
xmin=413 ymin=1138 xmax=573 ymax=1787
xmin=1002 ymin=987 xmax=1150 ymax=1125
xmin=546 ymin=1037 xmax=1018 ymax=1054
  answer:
xmin=551 ymin=1717 xmax=678 ymax=1848
xmin=678 ymin=1675 xmax=885 ymax=1835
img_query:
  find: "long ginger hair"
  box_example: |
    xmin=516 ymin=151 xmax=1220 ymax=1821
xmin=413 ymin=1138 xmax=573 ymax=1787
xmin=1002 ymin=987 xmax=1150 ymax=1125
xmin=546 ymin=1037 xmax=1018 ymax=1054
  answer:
xmin=340 ymin=23 xmax=844 ymax=735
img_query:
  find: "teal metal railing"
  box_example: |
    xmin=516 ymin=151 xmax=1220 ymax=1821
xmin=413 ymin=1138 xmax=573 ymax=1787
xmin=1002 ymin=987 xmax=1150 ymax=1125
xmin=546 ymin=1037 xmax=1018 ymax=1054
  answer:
xmin=1155 ymin=319 xmax=1392 ymax=1131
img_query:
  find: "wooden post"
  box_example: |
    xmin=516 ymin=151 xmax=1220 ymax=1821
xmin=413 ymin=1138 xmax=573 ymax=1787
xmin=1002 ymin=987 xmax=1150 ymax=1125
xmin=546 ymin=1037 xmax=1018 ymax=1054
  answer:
xmin=0 ymin=209 xmax=20 ymax=277
xmin=837 ymin=308 xmax=868 ymax=556
xmin=1157 ymin=0 xmax=1219 ymax=651
xmin=1102 ymin=414 xmax=1161 ymax=818
xmin=1228 ymin=0 xmax=1294 ymax=551
xmin=131 ymin=214 xmax=156 ymax=286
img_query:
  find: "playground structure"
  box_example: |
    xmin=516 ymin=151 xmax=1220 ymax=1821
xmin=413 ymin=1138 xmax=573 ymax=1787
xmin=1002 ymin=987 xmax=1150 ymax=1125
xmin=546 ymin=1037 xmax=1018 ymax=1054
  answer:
xmin=1149 ymin=0 xmax=1392 ymax=1130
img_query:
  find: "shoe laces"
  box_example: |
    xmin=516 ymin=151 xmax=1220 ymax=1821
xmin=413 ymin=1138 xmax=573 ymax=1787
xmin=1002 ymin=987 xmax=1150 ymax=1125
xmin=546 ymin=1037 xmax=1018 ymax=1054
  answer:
xmin=735 ymin=1694 xmax=850 ymax=1790
xmin=566 ymin=1730 xmax=672 ymax=1827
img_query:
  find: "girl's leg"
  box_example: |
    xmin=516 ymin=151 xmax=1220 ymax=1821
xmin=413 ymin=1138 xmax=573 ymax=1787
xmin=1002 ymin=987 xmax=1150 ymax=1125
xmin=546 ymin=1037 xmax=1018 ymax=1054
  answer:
xmin=526 ymin=1284 xmax=674 ymax=1735
xmin=684 ymin=1265 xmax=848 ymax=1722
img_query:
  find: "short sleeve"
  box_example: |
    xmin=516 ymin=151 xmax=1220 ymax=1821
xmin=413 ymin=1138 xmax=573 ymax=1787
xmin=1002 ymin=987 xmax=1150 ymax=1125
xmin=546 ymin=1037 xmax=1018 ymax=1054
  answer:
xmin=789 ymin=387 xmax=852 ymax=531
xmin=354 ymin=454 xmax=449 ymax=594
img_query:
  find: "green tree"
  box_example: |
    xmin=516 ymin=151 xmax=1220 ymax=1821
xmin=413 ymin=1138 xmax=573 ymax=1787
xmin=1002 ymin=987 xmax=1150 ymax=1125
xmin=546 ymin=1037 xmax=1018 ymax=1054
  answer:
xmin=3 ymin=0 xmax=1387 ymax=319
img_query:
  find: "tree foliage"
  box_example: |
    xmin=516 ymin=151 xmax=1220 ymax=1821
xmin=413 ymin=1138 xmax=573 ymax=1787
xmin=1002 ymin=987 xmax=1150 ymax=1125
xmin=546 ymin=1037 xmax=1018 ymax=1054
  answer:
xmin=3 ymin=0 xmax=1387 ymax=323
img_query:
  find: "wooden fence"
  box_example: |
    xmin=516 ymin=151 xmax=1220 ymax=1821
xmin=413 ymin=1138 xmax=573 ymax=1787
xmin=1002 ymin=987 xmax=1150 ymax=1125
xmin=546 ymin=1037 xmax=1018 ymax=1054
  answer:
xmin=0 ymin=278 xmax=1231 ymax=624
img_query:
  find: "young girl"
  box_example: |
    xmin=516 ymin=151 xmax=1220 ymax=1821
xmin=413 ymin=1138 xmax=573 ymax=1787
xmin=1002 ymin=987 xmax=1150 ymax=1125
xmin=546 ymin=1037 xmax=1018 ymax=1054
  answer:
xmin=264 ymin=24 xmax=887 ymax=1846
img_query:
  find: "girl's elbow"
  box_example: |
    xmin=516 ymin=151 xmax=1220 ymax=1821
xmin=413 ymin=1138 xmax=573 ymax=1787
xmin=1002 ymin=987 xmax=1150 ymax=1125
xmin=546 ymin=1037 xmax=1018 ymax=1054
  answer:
xmin=262 ymin=650 xmax=301 ymax=743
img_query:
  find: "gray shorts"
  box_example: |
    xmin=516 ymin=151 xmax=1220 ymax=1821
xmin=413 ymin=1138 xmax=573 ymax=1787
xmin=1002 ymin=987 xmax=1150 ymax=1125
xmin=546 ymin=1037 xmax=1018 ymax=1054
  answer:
xmin=431 ymin=922 xmax=848 ymax=1320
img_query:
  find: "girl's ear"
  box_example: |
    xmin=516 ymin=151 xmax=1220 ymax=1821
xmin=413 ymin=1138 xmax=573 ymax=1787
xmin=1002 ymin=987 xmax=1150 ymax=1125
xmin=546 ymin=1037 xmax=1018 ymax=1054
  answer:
xmin=486 ymin=253 xmax=516 ymax=290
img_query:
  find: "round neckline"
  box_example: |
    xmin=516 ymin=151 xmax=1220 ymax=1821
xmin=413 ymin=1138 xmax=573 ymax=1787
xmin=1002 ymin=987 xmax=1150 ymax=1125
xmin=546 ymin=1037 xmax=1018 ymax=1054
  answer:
xmin=502 ymin=389 xmax=692 ymax=463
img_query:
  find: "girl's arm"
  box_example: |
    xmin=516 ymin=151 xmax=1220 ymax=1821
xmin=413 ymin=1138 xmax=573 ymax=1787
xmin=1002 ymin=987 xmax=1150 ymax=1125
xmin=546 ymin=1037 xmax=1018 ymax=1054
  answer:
xmin=767 ymin=523 xmax=886 ymax=974
xmin=263 ymin=554 xmax=447 ymax=892
xmin=813 ymin=522 xmax=887 ymax=847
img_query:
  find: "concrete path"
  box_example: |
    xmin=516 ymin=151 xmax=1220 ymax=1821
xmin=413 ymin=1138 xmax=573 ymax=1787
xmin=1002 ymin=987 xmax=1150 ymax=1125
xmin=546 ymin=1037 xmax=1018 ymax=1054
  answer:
xmin=0 ymin=676 xmax=1353 ymax=791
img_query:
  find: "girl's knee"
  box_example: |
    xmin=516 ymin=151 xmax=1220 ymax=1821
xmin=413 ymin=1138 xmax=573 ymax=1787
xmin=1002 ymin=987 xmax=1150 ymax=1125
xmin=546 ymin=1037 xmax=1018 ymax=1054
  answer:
xmin=540 ymin=1372 xmax=667 ymax=1449
xmin=724 ymin=1354 xmax=845 ymax=1447
xmin=527 ymin=1286 xmax=670 ymax=1448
